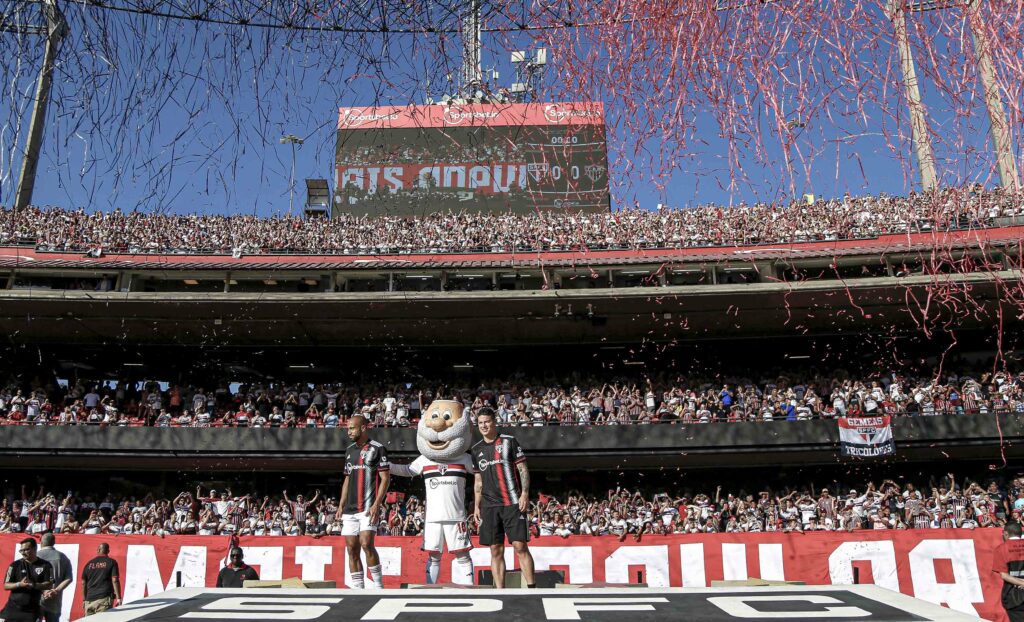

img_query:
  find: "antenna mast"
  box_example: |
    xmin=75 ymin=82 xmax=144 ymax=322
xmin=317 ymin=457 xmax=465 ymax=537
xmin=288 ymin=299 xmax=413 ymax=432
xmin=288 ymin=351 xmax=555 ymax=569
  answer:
xmin=459 ymin=0 xmax=482 ymax=98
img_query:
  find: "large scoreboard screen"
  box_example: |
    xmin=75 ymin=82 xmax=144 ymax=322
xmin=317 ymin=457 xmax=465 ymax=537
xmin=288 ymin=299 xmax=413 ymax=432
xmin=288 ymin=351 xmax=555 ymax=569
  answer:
xmin=334 ymin=102 xmax=609 ymax=216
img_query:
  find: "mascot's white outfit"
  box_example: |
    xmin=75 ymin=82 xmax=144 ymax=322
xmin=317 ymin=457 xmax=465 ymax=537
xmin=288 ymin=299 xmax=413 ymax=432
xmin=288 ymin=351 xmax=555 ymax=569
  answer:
xmin=389 ymin=400 xmax=475 ymax=585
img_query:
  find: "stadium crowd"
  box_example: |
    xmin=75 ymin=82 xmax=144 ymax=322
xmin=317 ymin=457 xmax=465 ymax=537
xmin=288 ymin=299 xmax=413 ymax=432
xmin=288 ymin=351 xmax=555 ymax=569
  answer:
xmin=0 ymin=472 xmax=1018 ymax=538
xmin=1 ymin=367 xmax=1022 ymax=428
xmin=2 ymin=186 xmax=1020 ymax=255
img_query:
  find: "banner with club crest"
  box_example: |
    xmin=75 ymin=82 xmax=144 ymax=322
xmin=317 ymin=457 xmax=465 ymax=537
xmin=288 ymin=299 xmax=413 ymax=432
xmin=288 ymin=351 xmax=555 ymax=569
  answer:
xmin=838 ymin=416 xmax=896 ymax=458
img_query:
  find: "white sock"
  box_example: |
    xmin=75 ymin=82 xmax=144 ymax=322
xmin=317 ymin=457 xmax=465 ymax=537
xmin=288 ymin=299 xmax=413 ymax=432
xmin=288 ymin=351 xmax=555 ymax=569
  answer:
xmin=367 ymin=564 xmax=384 ymax=589
xmin=426 ymin=555 xmax=442 ymax=584
xmin=349 ymin=571 xmax=365 ymax=589
xmin=452 ymin=554 xmax=474 ymax=586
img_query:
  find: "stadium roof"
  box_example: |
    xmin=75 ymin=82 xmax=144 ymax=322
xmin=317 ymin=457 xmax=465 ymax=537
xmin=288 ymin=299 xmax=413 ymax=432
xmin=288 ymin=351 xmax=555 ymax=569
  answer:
xmin=0 ymin=272 xmax=1014 ymax=352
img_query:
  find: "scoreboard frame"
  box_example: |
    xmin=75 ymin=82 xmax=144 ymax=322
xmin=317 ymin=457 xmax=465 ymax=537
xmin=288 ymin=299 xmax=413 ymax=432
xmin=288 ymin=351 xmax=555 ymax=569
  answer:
xmin=333 ymin=102 xmax=610 ymax=217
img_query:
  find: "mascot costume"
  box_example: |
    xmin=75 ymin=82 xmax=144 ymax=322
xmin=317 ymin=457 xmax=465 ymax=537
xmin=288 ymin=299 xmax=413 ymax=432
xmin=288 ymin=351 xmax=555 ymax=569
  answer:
xmin=389 ymin=399 xmax=475 ymax=585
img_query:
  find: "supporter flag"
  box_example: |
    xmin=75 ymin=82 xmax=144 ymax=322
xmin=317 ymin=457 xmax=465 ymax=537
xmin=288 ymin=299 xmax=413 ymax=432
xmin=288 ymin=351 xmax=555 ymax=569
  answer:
xmin=225 ymin=534 xmax=240 ymax=567
xmin=838 ymin=416 xmax=895 ymax=458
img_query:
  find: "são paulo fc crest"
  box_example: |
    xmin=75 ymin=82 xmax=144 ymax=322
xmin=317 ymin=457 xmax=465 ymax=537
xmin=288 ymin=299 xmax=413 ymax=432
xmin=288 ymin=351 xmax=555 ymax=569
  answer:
xmin=527 ymin=163 xmax=549 ymax=182
xmin=838 ymin=416 xmax=895 ymax=458
xmin=585 ymin=165 xmax=605 ymax=182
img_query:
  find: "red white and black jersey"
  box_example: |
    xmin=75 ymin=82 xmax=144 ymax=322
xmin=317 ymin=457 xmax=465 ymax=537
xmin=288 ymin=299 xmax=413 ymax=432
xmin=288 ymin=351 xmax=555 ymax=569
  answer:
xmin=963 ymin=392 xmax=979 ymax=413
xmin=471 ymin=434 xmax=527 ymax=508
xmin=343 ymin=439 xmax=390 ymax=514
xmin=817 ymin=497 xmax=836 ymax=519
xmin=394 ymin=454 xmax=474 ymax=522
xmin=290 ymin=501 xmax=309 ymax=523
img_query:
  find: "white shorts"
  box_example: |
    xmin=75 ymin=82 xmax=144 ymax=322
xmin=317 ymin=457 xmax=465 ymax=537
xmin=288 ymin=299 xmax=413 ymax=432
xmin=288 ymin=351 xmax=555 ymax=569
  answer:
xmin=423 ymin=520 xmax=472 ymax=554
xmin=341 ymin=512 xmax=377 ymax=536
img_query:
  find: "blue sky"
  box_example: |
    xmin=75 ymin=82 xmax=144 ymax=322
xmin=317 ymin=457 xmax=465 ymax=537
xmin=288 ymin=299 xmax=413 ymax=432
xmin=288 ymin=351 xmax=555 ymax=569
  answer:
xmin=0 ymin=1 xmax=1015 ymax=216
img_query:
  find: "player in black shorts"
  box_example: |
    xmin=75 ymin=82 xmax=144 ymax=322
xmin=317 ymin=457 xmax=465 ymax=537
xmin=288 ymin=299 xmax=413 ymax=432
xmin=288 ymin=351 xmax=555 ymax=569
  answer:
xmin=472 ymin=408 xmax=536 ymax=588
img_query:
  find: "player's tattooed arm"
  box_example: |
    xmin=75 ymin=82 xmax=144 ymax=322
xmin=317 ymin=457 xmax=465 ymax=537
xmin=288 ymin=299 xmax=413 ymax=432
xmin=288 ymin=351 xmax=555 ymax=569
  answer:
xmin=473 ymin=474 xmax=484 ymax=523
xmin=517 ymin=462 xmax=531 ymax=513
xmin=517 ymin=462 xmax=530 ymax=497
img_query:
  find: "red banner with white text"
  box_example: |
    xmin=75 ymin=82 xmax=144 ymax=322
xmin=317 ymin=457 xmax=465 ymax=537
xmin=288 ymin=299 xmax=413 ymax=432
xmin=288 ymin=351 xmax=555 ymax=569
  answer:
xmin=337 ymin=103 xmax=605 ymax=129
xmin=0 ymin=530 xmax=1005 ymax=622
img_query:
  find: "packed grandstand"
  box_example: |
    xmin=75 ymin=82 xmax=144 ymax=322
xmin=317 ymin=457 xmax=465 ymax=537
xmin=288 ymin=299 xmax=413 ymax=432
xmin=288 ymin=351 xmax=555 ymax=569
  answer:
xmin=2 ymin=186 xmax=1021 ymax=255
xmin=2 ymin=366 xmax=1021 ymax=427
xmin=3 ymin=472 xmax=1019 ymax=538
xmin=3 ymin=0 xmax=1024 ymax=620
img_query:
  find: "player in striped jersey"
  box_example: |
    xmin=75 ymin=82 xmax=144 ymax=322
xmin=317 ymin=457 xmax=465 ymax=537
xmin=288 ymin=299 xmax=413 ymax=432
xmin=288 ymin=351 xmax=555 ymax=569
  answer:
xmin=338 ymin=415 xmax=390 ymax=589
xmin=472 ymin=408 xmax=536 ymax=588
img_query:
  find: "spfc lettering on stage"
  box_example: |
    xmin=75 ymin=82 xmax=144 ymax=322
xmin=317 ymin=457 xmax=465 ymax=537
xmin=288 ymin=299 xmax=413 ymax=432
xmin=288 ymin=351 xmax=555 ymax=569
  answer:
xmin=86 ymin=587 xmax=977 ymax=622
xmin=838 ymin=416 xmax=896 ymax=458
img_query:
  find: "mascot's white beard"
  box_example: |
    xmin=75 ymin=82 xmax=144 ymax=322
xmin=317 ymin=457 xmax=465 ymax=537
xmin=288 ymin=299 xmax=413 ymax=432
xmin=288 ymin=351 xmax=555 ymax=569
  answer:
xmin=416 ymin=413 xmax=472 ymax=461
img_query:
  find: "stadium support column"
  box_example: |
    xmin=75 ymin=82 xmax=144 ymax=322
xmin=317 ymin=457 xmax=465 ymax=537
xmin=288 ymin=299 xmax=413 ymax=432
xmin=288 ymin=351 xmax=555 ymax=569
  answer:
xmin=14 ymin=0 xmax=68 ymax=210
xmin=966 ymin=0 xmax=1020 ymax=190
xmin=886 ymin=0 xmax=938 ymax=192
xmin=460 ymin=0 xmax=482 ymax=96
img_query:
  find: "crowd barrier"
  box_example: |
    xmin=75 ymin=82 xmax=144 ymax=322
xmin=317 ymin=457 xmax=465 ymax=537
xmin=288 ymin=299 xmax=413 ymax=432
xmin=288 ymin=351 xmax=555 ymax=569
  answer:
xmin=0 ymin=529 xmax=1005 ymax=622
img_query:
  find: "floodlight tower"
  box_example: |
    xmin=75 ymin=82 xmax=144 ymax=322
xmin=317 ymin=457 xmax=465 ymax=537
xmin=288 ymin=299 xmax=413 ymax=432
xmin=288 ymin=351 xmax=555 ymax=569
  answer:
xmin=279 ymin=134 xmax=305 ymax=216
xmin=888 ymin=0 xmax=1019 ymax=191
xmin=965 ymin=0 xmax=1019 ymax=190
xmin=886 ymin=0 xmax=938 ymax=192
xmin=11 ymin=0 xmax=69 ymax=209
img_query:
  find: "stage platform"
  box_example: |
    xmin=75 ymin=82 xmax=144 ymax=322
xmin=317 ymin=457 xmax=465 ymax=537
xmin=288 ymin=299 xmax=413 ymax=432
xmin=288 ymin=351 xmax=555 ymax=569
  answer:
xmin=87 ymin=585 xmax=981 ymax=622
